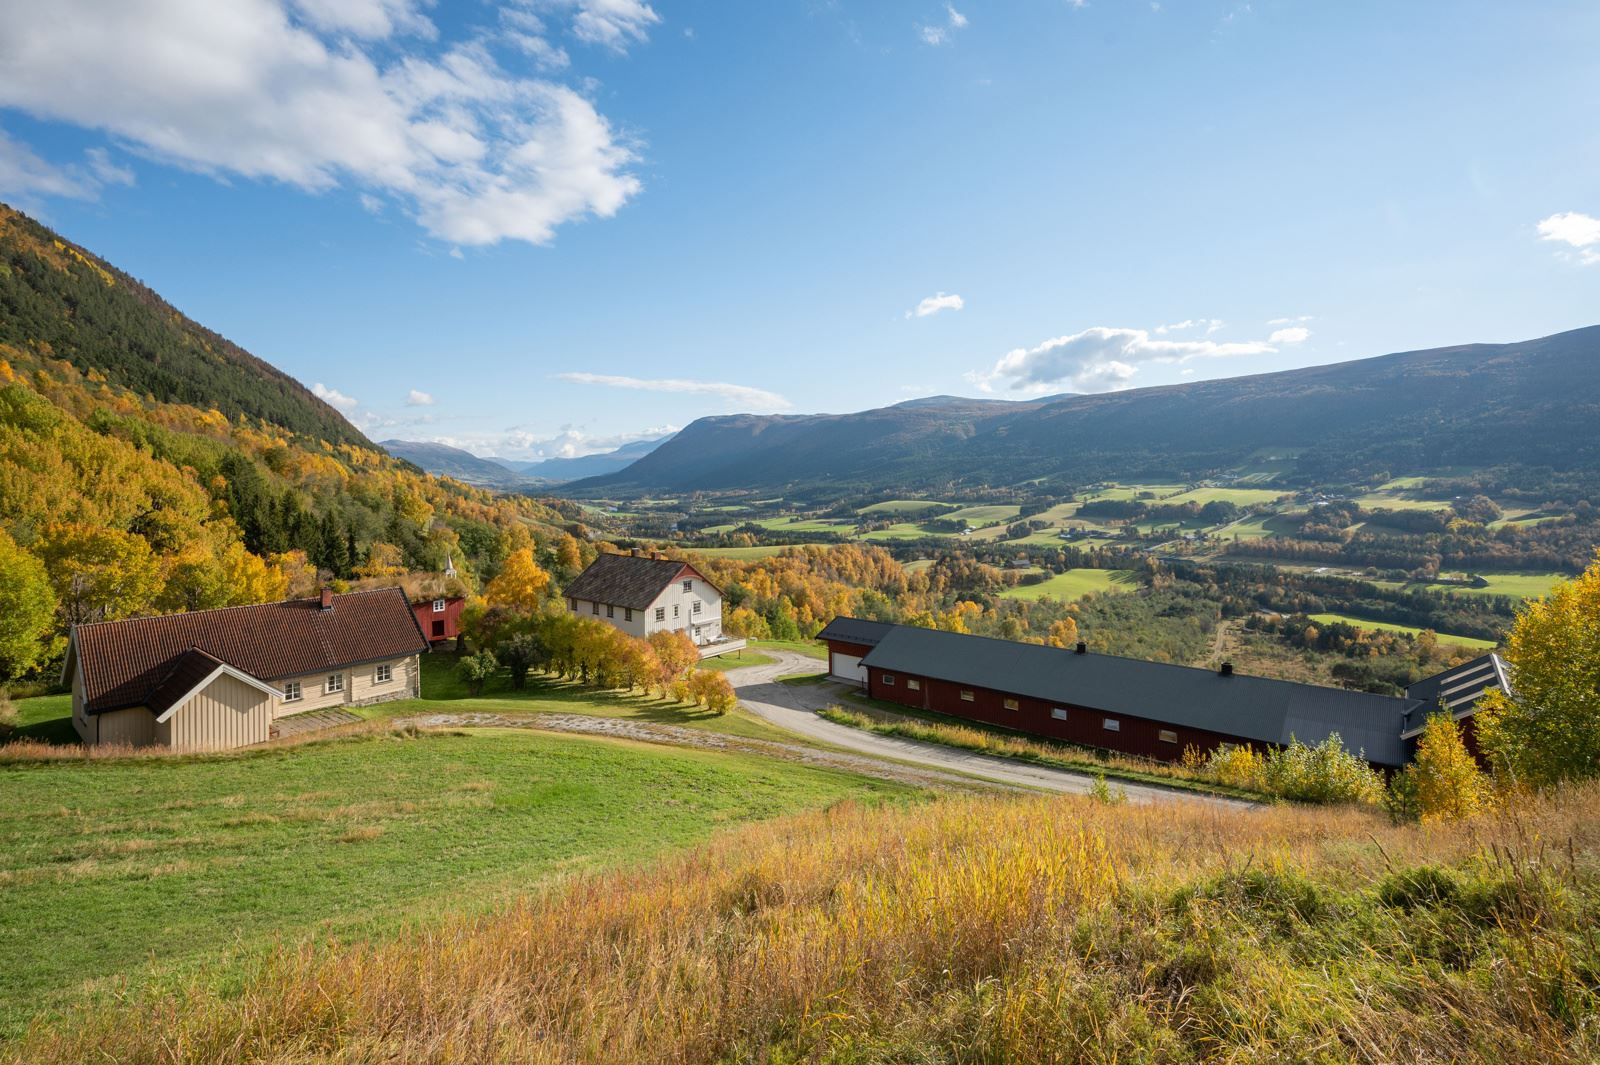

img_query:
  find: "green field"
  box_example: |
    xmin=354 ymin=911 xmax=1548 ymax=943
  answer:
xmin=858 ymin=499 xmax=949 ymax=516
xmin=1373 ymin=572 xmax=1568 ymax=601
xmin=1218 ymin=513 xmax=1302 ymax=541
xmin=942 ymin=504 xmax=1021 ymax=527
xmin=1306 ymin=613 xmax=1498 ymax=649
xmin=680 ymin=544 xmax=797 ymax=560
xmin=1351 ymin=492 xmax=1454 ymax=512
xmin=859 ymin=522 xmax=942 ymax=542
xmin=1164 ymin=486 xmax=1287 ymax=507
xmin=0 ymin=719 xmax=912 ymax=1038
xmin=999 ymin=568 xmax=1139 ymax=601
xmin=696 ymin=650 xmax=777 ymax=672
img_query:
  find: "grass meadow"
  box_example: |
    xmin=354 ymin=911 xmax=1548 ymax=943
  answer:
xmin=1306 ymin=612 xmax=1499 ymax=649
xmin=11 ymin=781 xmax=1598 ymax=1063
xmin=999 ymin=568 xmax=1139 ymax=601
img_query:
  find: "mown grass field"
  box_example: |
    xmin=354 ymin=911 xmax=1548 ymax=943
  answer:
xmin=678 ymin=544 xmax=795 ymax=560
xmin=1306 ymin=613 xmax=1499 ymax=649
xmin=696 ymin=649 xmax=777 ymax=672
xmin=0 ymin=700 xmax=913 ymax=1038
xmin=16 ymin=780 xmax=1598 ymax=1064
xmin=857 ymin=499 xmax=949 ymax=516
xmin=999 ymin=568 xmax=1139 ymax=601
xmin=1367 ymin=572 xmax=1566 ymax=602
xmin=1163 ymin=486 xmax=1287 ymax=506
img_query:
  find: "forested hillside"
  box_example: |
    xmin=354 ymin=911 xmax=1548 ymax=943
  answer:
xmin=0 ymin=205 xmax=592 ymax=686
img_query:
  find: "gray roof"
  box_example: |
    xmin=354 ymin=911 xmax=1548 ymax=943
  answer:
xmin=1402 ymin=652 xmax=1508 ymax=736
xmin=816 ymin=616 xmax=895 ymax=648
xmin=562 ymin=553 xmax=715 ymax=611
xmin=859 ymin=625 xmax=1421 ymax=766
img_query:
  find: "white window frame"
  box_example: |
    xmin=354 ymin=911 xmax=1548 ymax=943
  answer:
xmin=682 ymin=579 xmax=693 ymax=593
xmin=1158 ymin=729 xmax=1178 ymax=744
xmin=1003 ymin=697 xmax=1019 ymax=711
xmin=1051 ymin=707 xmax=1068 ymax=721
xmin=692 ymin=601 xmax=702 ymax=615
xmin=1102 ymin=718 xmax=1120 ymax=732
xmin=326 ymin=673 xmax=344 ymax=695
xmin=906 ymin=678 xmax=921 ymax=692
xmin=283 ymin=680 xmax=302 ymax=703
xmin=882 ymin=673 xmax=896 ymax=686
xmin=655 ymin=607 xmax=666 ymax=622
xmin=432 ymin=599 xmax=446 ymax=613
xmin=375 ymin=664 xmax=393 ymax=684
xmin=959 ymin=690 xmax=975 ymax=702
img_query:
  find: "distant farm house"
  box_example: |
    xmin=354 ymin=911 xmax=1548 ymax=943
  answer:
xmin=818 ymin=618 xmax=1507 ymax=769
xmin=563 ymin=551 xmax=744 ymax=657
xmin=65 ymin=588 xmax=429 ymax=750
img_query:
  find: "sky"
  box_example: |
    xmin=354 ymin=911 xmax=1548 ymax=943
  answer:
xmin=0 ymin=0 xmax=1597 ymax=461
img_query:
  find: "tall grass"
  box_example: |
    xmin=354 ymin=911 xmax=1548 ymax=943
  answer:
xmin=11 ymin=783 xmax=1599 ymax=1063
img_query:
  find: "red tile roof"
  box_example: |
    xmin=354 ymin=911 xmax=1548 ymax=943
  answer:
xmin=72 ymin=588 xmax=429 ymax=714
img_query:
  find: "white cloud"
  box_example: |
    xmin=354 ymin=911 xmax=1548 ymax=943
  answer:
xmin=971 ymin=325 xmax=1278 ymax=394
xmin=1537 ymin=211 xmax=1600 ymax=265
xmin=406 ymin=388 xmax=435 ymax=406
xmin=1154 ymin=318 xmax=1223 ymax=335
xmin=556 ymin=372 xmax=791 ymax=411
xmin=0 ymin=0 xmax=643 ymax=247
xmin=435 ymin=423 xmax=677 ymax=460
xmin=907 ymin=291 xmax=965 ymax=318
xmin=1266 ymin=314 xmax=1314 ymax=326
xmin=84 ymin=147 xmax=134 ymax=186
xmin=312 ymin=382 xmax=360 ymax=413
xmin=918 ymin=4 xmax=967 ymax=45
xmin=1268 ymin=326 xmax=1311 ymax=344
xmin=0 ymin=128 xmax=100 ymax=204
xmin=555 ymin=0 xmax=660 ymax=52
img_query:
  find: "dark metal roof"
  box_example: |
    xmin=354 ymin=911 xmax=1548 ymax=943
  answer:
xmin=562 ymin=553 xmax=715 ymax=611
xmin=816 ymin=616 xmax=895 ymax=649
xmin=1402 ymin=652 xmax=1509 ymax=736
xmin=859 ymin=624 xmax=1421 ymax=766
xmin=72 ymin=588 xmax=429 ymax=714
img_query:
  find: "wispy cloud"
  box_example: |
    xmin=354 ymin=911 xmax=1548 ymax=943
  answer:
xmin=556 ymin=372 xmax=791 ymax=411
xmin=434 ymin=423 xmax=678 ymax=460
xmin=312 ymin=382 xmax=360 ymax=413
xmin=1268 ymin=326 xmax=1311 ymax=344
xmin=969 ymin=325 xmax=1278 ymax=394
xmin=1154 ymin=318 xmax=1223 ymax=335
xmin=918 ymin=4 xmax=967 ymax=45
xmin=406 ymin=389 xmax=435 ymax=406
xmin=1266 ymin=314 xmax=1314 ymax=326
xmin=907 ymin=291 xmax=965 ymax=318
xmin=1537 ymin=211 xmax=1600 ymax=265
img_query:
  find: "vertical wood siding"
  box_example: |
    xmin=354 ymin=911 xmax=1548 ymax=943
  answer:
xmin=159 ymin=673 xmax=272 ymax=751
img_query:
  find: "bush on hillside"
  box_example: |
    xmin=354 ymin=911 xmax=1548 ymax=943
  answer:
xmin=1196 ymin=735 xmax=1385 ymax=805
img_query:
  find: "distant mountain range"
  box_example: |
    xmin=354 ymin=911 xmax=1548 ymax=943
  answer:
xmin=383 ymin=434 xmax=672 ymax=488
xmin=563 ymin=326 xmax=1600 ymax=497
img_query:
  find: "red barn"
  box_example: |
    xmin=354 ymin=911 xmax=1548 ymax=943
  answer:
xmin=412 ymin=595 xmax=465 ymax=645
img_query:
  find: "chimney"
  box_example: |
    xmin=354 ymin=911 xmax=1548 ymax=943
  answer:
xmin=1075 ymin=641 xmax=1087 ymax=655
xmin=1219 ymin=661 xmax=1233 ymax=677
xmin=631 ymin=548 xmax=643 ymax=557
xmin=320 ymin=587 xmax=334 ymax=612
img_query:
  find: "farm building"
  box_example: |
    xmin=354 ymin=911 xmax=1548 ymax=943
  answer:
xmin=564 ymin=551 xmax=726 ymax=647
xmin=1400 ymin=652 xmax=1508 ymax=758
xmin=64 ymin=588 xmax=430 ymax=751
xmin=412 ymin=594 xmax=465 ymax=645
xmin=817 ymin=619 xmax=1507 ymax=769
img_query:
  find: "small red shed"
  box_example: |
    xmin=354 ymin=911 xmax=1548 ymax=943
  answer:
xmin=412 ymin=595 xmax=465 ymax=644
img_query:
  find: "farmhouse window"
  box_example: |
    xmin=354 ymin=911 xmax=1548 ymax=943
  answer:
xmin=375 ymin=664 xmax=393 ymax=684
xmin=683 ymin=579 xmax=693 ymax=592
xmin=655 ymin=607 xmax=666 ymax=622
xmin=432 ymin=599 xmax=446 ymax=613
xmin=960 ymin=690 xmax=975 ymax=702
xmin=1003 ymin=698 xmax=1019 ymax=711
xmin=907 ymin=678 xmax=921 ymax=691
xmin=1102 ymin=718 xmax=1120 ymax=732
xmin=882 ymin=673 xmax=896 ymax=686
xmin=569 ymin=597 xmax=576 ymax=611
xmin=326 ymin=673 xmax=344 ymax=695
xmin=591 ymin=602 xmax=599 ymax=615
xmin=1051 ymin=707 xmax=1068 ymax=721
xmin=674 ymin=605 xmax=680 ymax=618
xmin=692 ymin=601 xmax=702 ymax=615
xmin=283 ymin=681 xmax=302 ymax=702
xmin=1158 ymin=729 xmax=1178 ymax=744
xmin=624 ymin=608 xmax=633 ymax=622
xmin=607 ymin=605 xmax=615 ymax=618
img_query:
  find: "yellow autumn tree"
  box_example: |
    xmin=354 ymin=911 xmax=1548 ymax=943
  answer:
xmin=35 ymin=522 xmax=161 ymax=624
xmin=1402 ymin=712 xmax=1491 ymax=823
xmin=484 ymin=548 xmax=552 ymax=612
xmin=355 ymin=542 xmax=406 ymax=581
xmin=1476 ymin=552 xmax=1600 ymax=788
xmin=1045 ymin=617 xmax=1080 ymax=648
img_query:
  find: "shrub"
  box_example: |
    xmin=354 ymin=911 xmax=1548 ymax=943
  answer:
xmin=455 ymin=651 xmax=498 ymax=697
xmin=1390 ymin=712 xmax=1492 ymax=823
xmin=1199 ymin=735 xmax=1385 ymax=805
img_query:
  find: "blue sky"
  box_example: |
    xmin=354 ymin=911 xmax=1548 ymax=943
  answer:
xmin=1 ymin=0 xmax=1597 ymax=459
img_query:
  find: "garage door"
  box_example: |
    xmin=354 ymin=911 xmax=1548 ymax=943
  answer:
xmin=829 ymin=651 xmax=865 ymax=685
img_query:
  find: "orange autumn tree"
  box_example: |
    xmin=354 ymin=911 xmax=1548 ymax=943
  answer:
xmin=484 ymin=548 xmax=552 ymax=612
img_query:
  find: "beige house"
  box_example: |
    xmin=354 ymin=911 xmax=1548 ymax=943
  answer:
xmin=65 ymin=587 xmax=430 ymax=750
xmin=563 ymin=552 xmax=724 ymax=645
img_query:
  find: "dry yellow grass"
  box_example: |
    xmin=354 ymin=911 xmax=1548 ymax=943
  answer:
xmin=10 ymin=785 xmax=1600 ymax=1064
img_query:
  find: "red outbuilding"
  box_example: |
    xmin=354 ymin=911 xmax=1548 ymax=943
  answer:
xmin=412 ymin=594 xmax=465 ymax=645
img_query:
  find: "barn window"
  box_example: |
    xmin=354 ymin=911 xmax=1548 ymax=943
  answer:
xmin=607 ymin=605 xmax=615 ymax=618
xmin=326 ymin=673 xmax=344 ymax=695
xmin=906 ymin=678 xmax=921 ymax=691
xmin=1003 ymin=698 xmax=1019 ymax=711
xmin=683 ymin=579 xmax=693 ymax=592
xmin=1159 ymin=729 xmax=1178 ymax=744
xmin=1051 ymin=707 xmax=1068 ymax=721
xmin=960 ymin=690 xmax=975 ymax=702
xmin=283 ymin=681 xmax=302 ymax=703
xmin=655 ymin=607 xmax=666 ymax=622
xmin=375 ymin=664 xmax=393 ymax=684
xmin=1102 ymin=718 xmax=1120 ymax=732
xmin=882 ymin=674 xmax=896 ymax=686
xmin=432 ymin=599 xmax=446 ymax=613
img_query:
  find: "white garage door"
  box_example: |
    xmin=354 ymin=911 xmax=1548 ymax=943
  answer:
xmin=829 ymin=651 xmax=866 ymax=685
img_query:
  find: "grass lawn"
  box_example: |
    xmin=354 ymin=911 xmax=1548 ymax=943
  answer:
xmin=748 ymin=638 xmax=828 ymax=661
xmin=1351 ymin=492 xmax=1454 ymax=512
xmin=859 ymin=522 xmax=947 ymax=542
xmin=1306 ymin=613 xmax=1498 ymax=649
xmin=942 ymin=504 xmax=1021 ymax=527
xmin=11 ymin=693 xmax=75 ymax=744
xmin=696 ymin=650 xmax=777 ymax=672
xmin=679 ymin=545 xmax=797 ymax=560
xmin=999 ymin=568 xmax=1139 ymax=601
xmin=1366 ymin=572 xmax=1566 ymax=602
xmin=857 ymin=499 xmax=949 ymax=516
xmin=1163 ymin=487 xmax=1287 ymax=506
xmin=0 ymin=726 xmax=915 ymax=1038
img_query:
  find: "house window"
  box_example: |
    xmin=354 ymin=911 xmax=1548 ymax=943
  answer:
xmin=882 ymin=673 xmax=896 ymax=686
xmin=569 ymin=597 xmax=577 ymax=611
xmin=375 ymin=664 xmax=393 ymax=684
xmin=606 ymin=605 xmax=615 ymax=618
xmin=960 ymin=690 xmax=975 ymax=702
xmin=591 ymin=602 xmax=599 ymax=615
xmin=907 ymin=678 xmax=921 ymax=692
xmin=326 ymin=673 xmax=344 ymax=695
xmin=692 ymin=601 xmax=702 ymax=615
xmin=674 ymin=605 xmax=680 ymax=618
xmin=1103 ymin=718 xmax=1120 ymax=732
xmin=683 ymin=579 xmax=693 ymax=593
xmin=1003 ymin=698 xmax=1019 ymax=711
xmin=283 ymin=681 xmax=302 ymax=703
xmin=655 ymin=607 xmax=666 ymax=622
xmin=432 ymin=599 xmax=446 ymax=613
xmin=1051 ymin=707 xmax=1068 ymax=721
xmin=1159 ymin=729 xmax=1178 ymax=744
xmin=624 ymin=608 xmax=633 ymax=622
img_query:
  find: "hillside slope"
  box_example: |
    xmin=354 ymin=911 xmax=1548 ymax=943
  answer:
xmin=0 ymin=204 xmax=366 ymax=446
xmin=570 ymin=327 xmax=1600 ymax=495
xmin=381 ymin=439 xmax=528 ymax=488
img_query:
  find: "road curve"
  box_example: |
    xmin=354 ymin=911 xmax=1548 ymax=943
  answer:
xmin=726 ymin=651 xmax=1253 ymax=808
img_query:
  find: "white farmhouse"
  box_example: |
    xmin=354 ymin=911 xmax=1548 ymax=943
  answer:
xmin=563 ymin=551 xmax=724 ymax=646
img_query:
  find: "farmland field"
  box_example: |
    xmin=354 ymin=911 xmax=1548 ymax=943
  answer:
xmin=999 ymin=568 xmax=1139 ymax=601
xmin=858 ymin=499 xmax=949 ymax=516
xmin=1373 ymin=572 xmax=1567 ymax=601
xmin=680 ymin=544 xmax=797 ymax=560
xmin=942 ymin=504 xmax=1021 ymax=526
xmin=1163 ymin=486 xmax=1287 ymax=506
xmin=1305 ymin=613 xmax=1498 ymax=649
